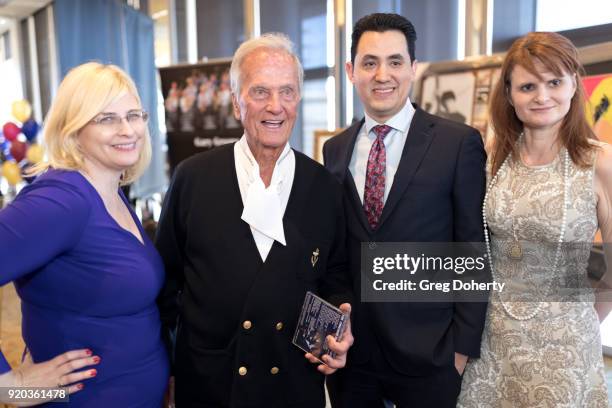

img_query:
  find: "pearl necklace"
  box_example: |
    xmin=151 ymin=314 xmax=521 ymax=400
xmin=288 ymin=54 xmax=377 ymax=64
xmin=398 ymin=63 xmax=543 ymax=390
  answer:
xmin=482 ymin=145 xmax=570 ymax=321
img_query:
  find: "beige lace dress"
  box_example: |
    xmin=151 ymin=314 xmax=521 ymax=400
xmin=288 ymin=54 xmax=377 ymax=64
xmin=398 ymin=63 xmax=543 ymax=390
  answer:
xmin=458 ymin=145 xmax=609 ymax=408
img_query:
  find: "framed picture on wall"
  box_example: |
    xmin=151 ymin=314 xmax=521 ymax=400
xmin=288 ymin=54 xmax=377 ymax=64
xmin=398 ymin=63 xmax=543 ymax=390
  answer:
xmin=420 ymin=71 xmax=476 ymax=125
xmin=313 ymin=129 xmax=344 ymax=164
xmin=414 ymin=55 xmax=503 ymax=145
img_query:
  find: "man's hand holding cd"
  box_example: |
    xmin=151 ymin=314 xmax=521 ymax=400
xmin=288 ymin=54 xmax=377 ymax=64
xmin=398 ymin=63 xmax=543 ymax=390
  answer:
xmin=304 ymin=303 xmax=354 ymax=375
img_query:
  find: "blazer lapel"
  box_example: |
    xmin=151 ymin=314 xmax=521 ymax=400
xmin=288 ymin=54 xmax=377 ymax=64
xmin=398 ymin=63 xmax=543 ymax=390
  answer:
xmin=337 ymin=119 xmax=373 ymax=234
xmin=377 ymin=108 xmax=435 ymax=228
xmin=345 ymin=173 xmax=372 ymax=234
xmin=331 ymin=119 xmax=363 ymax=181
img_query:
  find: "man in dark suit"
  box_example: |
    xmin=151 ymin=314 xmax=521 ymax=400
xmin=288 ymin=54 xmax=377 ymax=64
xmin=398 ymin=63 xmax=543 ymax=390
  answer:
xmin=323 ymin=13 xmax=487 ymax=408
xmin=156 ymin=33 xmax=353 ymax=407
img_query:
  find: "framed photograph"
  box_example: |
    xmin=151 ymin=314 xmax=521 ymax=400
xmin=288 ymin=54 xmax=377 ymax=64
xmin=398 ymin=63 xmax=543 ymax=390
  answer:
xmin=313 ymin=129 xmax=344 ymax=164
xmin=415 ymin=55 xmax=503 ymax=145
xmin=421 ymin=71 xmax=476 ymax=125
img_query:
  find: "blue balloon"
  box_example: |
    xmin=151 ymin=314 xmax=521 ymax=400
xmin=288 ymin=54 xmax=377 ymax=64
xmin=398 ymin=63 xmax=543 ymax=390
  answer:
xmin=21 ymin=119 xmax=40 ymax=141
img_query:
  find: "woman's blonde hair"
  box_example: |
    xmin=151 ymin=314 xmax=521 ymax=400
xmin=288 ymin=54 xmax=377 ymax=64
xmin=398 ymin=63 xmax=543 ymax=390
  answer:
xmin=32 ymin=62 xmax=151 ymax=185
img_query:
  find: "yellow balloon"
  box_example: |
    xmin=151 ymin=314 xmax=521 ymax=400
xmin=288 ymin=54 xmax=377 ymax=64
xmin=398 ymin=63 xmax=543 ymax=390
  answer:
xmin=26 ymin=144 xmax=44 ymax=164
xmin=11 ymin=99 xmax=32 ymax=123
xmin=2 ymin=161 xmax=22 ymax=185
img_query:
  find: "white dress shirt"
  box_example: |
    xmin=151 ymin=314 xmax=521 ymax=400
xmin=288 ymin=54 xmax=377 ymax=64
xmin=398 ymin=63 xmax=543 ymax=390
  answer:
xmin=349 ymin=100 xmax=416 ymax=204
xmin=234 ymin=135 xmax=295 ymax=261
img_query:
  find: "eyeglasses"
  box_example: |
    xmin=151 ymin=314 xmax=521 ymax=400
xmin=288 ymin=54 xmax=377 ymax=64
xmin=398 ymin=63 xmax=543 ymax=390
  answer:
xmin=90 ymin=110 xmax=149 ymax=128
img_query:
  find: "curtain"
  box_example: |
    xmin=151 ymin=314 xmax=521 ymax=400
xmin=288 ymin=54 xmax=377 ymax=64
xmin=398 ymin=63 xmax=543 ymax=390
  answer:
xmin=53 ymin=0 xmax=164 ymax=198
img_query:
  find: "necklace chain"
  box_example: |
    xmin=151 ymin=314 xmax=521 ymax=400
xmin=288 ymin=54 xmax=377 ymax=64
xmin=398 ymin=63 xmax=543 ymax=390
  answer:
xmin=482 ymin=143 xmax=570 ymax=320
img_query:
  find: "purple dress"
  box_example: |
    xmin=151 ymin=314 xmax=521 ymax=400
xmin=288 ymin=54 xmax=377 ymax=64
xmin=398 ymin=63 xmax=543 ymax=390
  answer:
xmin=0 ymin=169 xmax=169 ymax=407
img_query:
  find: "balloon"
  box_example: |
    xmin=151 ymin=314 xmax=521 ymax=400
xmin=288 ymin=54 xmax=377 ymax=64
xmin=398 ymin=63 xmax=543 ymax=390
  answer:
xmin=10 ymin=140 xmax=27 ymax=162
xmin=2 ymin=122 xmax=21 ymax=141
xmin=2 ymin=161 xmax=22 ymax=185
xmin=26 ymin=144 xmax=44 ymax=164
xmin=11 ymin=100 xmax=32 ymax=122
xmin=21 ymin=119 xmax=40 ymax=141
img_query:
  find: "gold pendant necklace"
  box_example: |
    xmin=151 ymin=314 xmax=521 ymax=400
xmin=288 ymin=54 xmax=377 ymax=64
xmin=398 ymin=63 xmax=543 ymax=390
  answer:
xmin=507 ymin=240 xmax=523 ymax=260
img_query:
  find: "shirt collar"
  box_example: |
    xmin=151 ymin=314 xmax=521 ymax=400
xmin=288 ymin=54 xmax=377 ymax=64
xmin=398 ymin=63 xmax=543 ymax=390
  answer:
xmin=237 ymin=134 xmax=292 ymax=188
xmin=235 ymin=134 xmax=293 ymax=248
xmin=364 ymin=99 xmax=415 ymax=136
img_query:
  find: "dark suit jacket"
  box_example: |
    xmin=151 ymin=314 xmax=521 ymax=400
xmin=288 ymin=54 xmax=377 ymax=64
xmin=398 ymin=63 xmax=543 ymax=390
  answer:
xmin=323 ymin=106 xmax=487 ymax=375
xmin=156 ymin=144 xmax=351 ymax=407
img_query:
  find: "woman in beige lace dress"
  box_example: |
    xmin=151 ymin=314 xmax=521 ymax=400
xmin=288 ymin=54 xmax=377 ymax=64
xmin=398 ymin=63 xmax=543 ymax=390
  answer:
xmin=458 ymin=32 xmax=612 ymax=407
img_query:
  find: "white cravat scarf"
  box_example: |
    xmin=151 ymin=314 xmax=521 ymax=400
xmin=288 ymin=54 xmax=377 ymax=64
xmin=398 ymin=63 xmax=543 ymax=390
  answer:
xmin=234 ymin=135 xmax=295 ymax=261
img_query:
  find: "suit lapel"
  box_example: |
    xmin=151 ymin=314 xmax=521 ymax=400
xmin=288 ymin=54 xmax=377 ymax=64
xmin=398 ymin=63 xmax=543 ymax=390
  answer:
xmin=332 ymin=119 xmax=363 ymax=181
xmin=345 ymin=173 xmax=372 ymax=234
xmin=337 ymin=119 xmax=373 ymax=234
xmin=377 ymin=108 xmax=435 ymax=228
xmin=277 ymin=150 xmax=315 ymax=248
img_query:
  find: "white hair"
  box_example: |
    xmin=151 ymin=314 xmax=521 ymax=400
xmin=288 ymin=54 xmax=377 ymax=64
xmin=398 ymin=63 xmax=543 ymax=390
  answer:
xmin=230 ymin=32 xmax=304 ymax=96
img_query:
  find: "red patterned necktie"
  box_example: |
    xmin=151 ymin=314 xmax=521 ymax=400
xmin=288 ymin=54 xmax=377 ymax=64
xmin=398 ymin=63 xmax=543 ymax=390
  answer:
xmin=364 ymin=124 xmax=392 ymax=229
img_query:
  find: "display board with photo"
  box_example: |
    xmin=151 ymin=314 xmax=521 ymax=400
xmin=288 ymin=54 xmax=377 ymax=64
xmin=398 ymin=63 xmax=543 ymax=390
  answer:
xmin=416 ymin=55 xmax=503 ymax=146
xmin=421 ymin=71 xmax=475 ymax=126
xmin=159 ymin=60 xmax=243 ymax=171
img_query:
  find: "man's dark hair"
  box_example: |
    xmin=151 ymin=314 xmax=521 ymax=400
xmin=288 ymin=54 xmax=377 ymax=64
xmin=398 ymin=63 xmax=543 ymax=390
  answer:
xmin=351 ymin=13 xmax=417 ymax=64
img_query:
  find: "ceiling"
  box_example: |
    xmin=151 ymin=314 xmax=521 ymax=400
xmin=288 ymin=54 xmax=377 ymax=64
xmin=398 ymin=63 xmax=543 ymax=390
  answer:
xmin=0 ymin=0 xmax=52 ymax=19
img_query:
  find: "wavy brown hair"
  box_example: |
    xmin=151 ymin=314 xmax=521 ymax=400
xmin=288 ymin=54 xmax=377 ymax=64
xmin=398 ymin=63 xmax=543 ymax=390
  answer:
xmin=489 ymin=31 xmax=597 ymax=176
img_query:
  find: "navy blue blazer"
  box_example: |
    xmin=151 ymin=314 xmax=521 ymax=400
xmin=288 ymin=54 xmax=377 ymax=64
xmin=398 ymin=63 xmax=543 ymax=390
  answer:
xmin=156 ymin=144 xmax=352 ymax=407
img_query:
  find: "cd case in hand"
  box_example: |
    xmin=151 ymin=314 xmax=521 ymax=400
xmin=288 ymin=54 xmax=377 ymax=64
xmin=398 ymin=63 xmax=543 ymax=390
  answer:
xmin=292 ymin=291 xmax=347 ymax=362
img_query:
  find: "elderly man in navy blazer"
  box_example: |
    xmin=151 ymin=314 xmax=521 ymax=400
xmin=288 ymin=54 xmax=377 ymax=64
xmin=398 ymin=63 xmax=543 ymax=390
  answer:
xmin=156 ymin=33 xmax=354 ymax=407
xmin=324 ymin=13 xmax=487 ymax=408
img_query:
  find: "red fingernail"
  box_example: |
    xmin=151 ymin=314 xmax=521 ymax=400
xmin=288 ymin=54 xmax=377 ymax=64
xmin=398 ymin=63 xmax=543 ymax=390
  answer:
xmin=92 ymin=356 xmax=101 ymax=364
xmin=85 ymin=349 xmax=93 ymax=356
xmin=89 ymin=369 xmax=97 ymax=377
xmin=77 ymin=383 xmax=84 ymax=390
